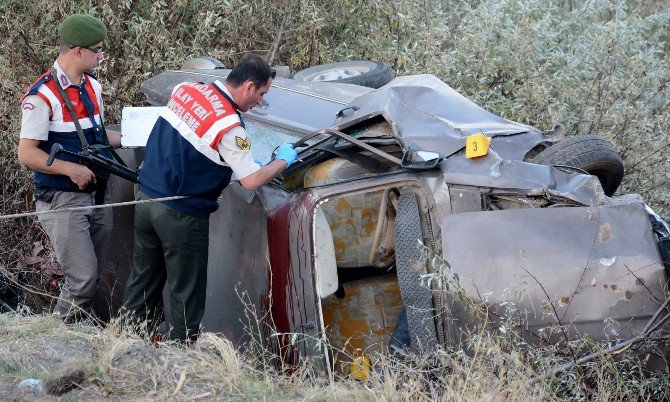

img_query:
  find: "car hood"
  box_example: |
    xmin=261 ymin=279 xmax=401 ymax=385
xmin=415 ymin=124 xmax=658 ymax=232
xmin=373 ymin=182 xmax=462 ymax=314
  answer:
xmin=333 ymin=74 xmax=537 ymax=157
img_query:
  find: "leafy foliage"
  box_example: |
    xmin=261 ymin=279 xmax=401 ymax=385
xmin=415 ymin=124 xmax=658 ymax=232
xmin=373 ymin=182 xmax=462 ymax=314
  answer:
xmin=1 ymin=0 xmax=667 ymax=213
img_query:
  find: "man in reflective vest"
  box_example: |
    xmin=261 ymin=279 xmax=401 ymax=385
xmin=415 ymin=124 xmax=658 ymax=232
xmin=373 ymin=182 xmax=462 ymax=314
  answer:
xmin=17 ymin=14 xmax=120 ymax=321
xmin=121 ymin=53 xmax=298 ymax=343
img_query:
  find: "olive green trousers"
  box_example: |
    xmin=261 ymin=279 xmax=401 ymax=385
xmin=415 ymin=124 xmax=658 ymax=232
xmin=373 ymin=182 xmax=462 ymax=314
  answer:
xmin=122 ymin=192 xmax=209 ymax=343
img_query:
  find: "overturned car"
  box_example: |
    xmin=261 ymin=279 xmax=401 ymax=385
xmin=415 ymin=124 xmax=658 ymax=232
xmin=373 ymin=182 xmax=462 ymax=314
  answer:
xmin=101 ymin=61 xmax=670 ymax=377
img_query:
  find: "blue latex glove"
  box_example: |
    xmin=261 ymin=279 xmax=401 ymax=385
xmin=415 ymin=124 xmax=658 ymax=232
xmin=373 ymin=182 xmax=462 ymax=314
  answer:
xmin=273 ymin=143 xmax=298 ymax=167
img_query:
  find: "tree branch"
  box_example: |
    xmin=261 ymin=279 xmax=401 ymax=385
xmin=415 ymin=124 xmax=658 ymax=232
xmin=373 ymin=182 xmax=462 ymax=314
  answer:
xmin=537 ymin=295 xmax=670 ymax=381
xmin=267 ymin=0 xmax=294 ymax=66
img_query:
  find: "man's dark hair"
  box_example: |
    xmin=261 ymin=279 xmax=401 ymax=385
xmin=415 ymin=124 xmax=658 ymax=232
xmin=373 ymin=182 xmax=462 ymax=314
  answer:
xmin=225 ymin=53 xmax=276 ymax=88
xmin=59 ymin=41 xmax=73 ymax=54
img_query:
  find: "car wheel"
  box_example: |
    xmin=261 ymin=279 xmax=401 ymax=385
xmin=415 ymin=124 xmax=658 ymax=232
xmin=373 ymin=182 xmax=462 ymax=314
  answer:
xmin=530 ymin=134 xmax=624 ymax=196
xmin=394 ymin=192 xmax=438 ymax=354
xmin=292 ymin=60 xmax=393 ymax=88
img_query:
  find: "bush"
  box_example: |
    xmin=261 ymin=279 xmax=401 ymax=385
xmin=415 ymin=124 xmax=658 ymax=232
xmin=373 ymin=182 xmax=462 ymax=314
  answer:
xmin=438 ymin=0 xmax=670 ymax=210
xmin=0 ymin=0 xmax=668 ymax=306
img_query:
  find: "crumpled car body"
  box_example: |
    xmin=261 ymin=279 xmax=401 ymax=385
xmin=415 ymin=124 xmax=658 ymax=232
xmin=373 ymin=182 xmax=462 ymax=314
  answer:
xmin=101 ymin=68 xmax=670 ymax=377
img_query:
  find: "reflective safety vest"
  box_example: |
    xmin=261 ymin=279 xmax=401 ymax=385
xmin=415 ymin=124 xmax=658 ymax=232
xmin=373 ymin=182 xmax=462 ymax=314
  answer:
xmin=22 ymin=70 xmax=111 ymax=192
xmin=139 ymin=80 xmax=243 ymax=218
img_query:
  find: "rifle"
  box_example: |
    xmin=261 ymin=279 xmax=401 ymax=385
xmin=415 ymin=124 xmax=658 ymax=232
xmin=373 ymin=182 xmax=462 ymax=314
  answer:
xmin=46 ymin=143 xmax=140 ymax=204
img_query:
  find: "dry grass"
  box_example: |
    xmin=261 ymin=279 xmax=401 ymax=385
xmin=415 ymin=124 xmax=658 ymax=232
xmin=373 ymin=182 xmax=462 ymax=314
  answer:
xmin=0 ymin=313 xmax=520 ymax=400
xmin=0 ymin=312 xmax=667 ymax=401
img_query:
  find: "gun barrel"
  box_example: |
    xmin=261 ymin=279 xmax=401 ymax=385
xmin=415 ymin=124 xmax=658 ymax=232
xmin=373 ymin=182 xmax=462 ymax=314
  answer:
xmin=108 ymin=164 xmax=140 ymax=183
xmin=81 ymin=149 xmax=140 ymax=184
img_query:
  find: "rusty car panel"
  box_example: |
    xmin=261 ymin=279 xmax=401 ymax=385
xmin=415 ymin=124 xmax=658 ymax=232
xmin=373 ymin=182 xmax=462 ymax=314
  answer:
xmin=440 ymin=200 xmax=666 ymax=343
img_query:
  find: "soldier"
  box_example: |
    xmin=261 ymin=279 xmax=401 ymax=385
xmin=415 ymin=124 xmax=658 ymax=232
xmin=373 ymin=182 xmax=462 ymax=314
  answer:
xmin=18 ymin=14 xmax=120 ymax=320
xmin=122 ymin=53 xmax=297 ymax=343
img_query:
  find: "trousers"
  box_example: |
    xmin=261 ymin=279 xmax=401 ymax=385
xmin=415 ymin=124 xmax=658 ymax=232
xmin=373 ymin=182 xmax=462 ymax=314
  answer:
xmin=122 ymin=191 xmax=209 ymax=343
xmin=36 ymin=189 xmax=112 ymax=316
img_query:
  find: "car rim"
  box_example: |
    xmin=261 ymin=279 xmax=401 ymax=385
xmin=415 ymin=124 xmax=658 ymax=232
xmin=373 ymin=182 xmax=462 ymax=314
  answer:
xmin=304 ymin=66 xmax=370 ymax=82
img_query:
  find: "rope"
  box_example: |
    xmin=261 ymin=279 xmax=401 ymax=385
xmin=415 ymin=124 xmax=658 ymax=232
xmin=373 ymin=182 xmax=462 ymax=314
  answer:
xmin=0 ymin=195 xmax=188 ymax=220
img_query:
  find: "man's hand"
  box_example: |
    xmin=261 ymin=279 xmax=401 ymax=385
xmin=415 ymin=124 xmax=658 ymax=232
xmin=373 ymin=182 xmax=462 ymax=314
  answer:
xmin=106 ymin=128 xmax=122 ymax=148
xmin=66 ymin=164 xmax=96 ymax=189
xmin=273 ymin=143 xmax=298 ymax=167
xmin=18 ymin=138 xmax=96 ymax=189
xmin=239 ymin=143 xmax=298 ymax=191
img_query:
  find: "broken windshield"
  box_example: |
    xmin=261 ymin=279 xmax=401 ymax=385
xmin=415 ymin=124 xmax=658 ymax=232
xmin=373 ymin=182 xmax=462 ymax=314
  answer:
xmin=246 ymin=120 xmax=305 ymax=164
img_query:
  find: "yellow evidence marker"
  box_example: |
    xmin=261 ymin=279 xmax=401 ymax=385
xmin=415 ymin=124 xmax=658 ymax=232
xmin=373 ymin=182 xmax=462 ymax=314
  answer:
xmin=349 ymin=354 xmax=371 ymax=380
xmin=465 ymin=133 xmax=491 ymax=158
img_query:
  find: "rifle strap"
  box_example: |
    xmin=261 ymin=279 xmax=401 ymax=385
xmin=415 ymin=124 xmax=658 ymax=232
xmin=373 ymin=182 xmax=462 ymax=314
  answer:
xmin=50 ymin=70 xmax=127 ymax=167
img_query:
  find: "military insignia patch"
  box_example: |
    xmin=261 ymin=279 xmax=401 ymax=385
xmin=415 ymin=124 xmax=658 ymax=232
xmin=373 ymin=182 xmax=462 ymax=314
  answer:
xmin=235 ymin=136 xmax=251 ymax=151
xmin=22 ymin=102 xmax=35 ymax=110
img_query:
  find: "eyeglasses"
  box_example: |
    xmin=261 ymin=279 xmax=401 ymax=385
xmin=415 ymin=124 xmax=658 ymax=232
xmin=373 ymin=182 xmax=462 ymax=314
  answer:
xmin=70 ymin=45 xmax=104 ymax=54
xmin=85 ymin=46 xmax=104 ymax=54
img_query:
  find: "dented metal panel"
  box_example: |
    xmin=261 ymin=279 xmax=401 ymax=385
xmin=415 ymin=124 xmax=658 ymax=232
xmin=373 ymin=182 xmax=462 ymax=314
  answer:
xmin=333 ymin=75 xmax=538 ymax=157
xmin=440 ymin=201 xmax=666 ymax=344
xmin=201 ymin=183 xmax=270 ymax=342
xmin=438 ymin=152 xmax=606 ymax=206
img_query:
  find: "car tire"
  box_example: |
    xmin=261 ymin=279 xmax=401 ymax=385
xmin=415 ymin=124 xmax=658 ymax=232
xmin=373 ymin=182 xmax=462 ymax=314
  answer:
xmin=530 ymin=134 xmax=624 ymax=196
xmin=394 ymin=192 xmax=438 ymax=354
xmin=292 ymin=60 xmax=393 ymax=88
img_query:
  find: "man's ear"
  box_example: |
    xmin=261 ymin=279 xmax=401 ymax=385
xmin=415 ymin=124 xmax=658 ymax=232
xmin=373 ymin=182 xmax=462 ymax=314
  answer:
xmin=243 ymin=80 xmax=255 ymax=93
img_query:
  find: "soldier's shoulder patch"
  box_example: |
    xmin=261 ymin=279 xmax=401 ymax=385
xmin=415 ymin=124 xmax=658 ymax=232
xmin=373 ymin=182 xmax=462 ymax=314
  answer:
xmin=235 ymin=136 xmax=251 ymax=151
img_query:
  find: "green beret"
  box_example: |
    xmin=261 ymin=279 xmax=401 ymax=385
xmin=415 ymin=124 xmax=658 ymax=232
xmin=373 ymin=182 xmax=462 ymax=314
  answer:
xmin=59 ymin=14 xmax=107 ymax=47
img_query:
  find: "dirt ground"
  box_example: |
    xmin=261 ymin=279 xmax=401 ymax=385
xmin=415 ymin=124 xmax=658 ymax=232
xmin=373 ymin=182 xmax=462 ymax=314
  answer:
xmin=0 ymin=314 xmax=247 ymax=400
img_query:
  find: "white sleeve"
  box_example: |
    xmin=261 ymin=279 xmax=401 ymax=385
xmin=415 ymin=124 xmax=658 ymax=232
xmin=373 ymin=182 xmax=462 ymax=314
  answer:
xmin=20 ymin=95 xmax=50 ymax=141
xmin=216 ymin=125 xmax=261 ymax=180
